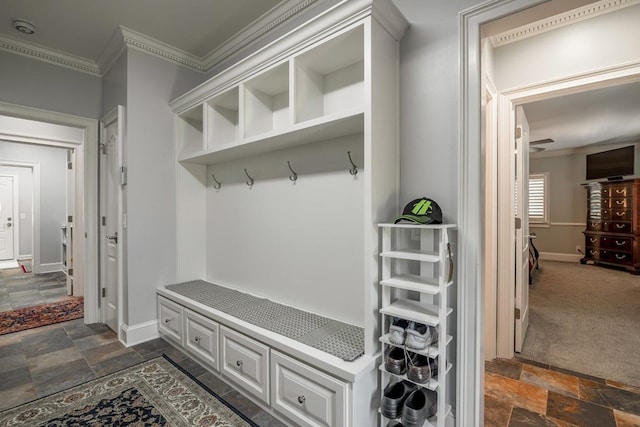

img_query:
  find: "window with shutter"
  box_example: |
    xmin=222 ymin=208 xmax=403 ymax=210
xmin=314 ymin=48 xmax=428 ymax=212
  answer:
xmin=528 ymin=173 xmax=548 ymax=223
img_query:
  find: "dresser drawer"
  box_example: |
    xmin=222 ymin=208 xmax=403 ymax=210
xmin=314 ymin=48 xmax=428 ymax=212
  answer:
xmin=608 ymin=197 xmax=633 ymax=209
xmin=158 ymin=296 xmax=183 ymax=344
xmin=603 ymin=250 xmax=634 ymax=266
xmin=220 ymin=326 xmax=270 ymax=404
xmin=184 ymin=309 xmax=219 ymax=371
xmin=271 ymin=350 xmax=347 ymax=427
xmin=600 ymin=236 xmax=633 ymax=251
xmin=605 ymin=221 xmax=632 ymax=233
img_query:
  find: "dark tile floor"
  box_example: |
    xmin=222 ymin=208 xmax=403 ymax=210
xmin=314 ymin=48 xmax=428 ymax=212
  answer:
xmin=0 ymin=319 xmax=287 ymax=426
xmin=0 ymin=267 xmax=67 ymax=312
xmin=485 ymin=357 xmax=640 ymax=426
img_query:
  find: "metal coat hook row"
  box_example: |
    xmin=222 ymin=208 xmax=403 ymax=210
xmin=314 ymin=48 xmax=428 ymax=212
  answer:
xmin=287 ymin=161 xmax=298 ymax=182
xmin=211 ymin=172 xmax=222 ymax=190
xmin=244 ymin=168 xmax=254 ymax=187
xmin=347 ymin=151 xmax=358 ymax=176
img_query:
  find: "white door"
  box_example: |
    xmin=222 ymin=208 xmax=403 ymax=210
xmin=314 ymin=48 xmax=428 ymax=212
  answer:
xmin=100 ymin=107 xmax=124 ymax=333
xmin=514 ymin=105 xmax=530 ymax=353
xmin=0 ymin=176 xmax=15 ymax=261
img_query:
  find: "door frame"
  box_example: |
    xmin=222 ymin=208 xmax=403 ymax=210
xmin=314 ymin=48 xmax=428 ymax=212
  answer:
xmin=494 ymin=61 xmax=640 ymax=358
xmin=99 ymin=106 xmax=124 ymax=339
xmin=0 ymin=174 xmax=20 ymax=262
xmin=0 ymin=101 xmax=99 ymax=323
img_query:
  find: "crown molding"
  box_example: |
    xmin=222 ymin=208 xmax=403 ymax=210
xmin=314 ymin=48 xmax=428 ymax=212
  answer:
xmin=491 ymin=0 xmax=640 ymax=47
xmin=0 ymin=34 xmax=101 ymax=76
xmin=202 ymin=0 xmax=321 ymax=71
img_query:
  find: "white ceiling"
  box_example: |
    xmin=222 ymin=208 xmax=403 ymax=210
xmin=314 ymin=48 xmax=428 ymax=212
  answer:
xmin=0 ymin=0 xmax=281 ymax=60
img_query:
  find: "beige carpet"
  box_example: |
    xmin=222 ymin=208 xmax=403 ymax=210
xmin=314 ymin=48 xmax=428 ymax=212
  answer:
xmin=521 ymin=260 xmax=640 ymax=386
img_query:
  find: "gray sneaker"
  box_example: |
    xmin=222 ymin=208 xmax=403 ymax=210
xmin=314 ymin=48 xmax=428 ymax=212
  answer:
xmin=405 ymin=323 xmax=437 ymax=350
xmin=389 ymin=318 xmax=410 ymax=345
xmin=381 ymin=380 xmax=416 ymax=419
xmin=401 ymin=388 xmax=437 ymax=427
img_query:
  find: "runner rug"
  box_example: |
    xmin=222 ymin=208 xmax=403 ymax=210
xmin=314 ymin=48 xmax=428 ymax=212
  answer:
xmin=0 ymin=356 xmax=258 ymax=427
xmin=0 ymin=297 xmax=84 ymax=335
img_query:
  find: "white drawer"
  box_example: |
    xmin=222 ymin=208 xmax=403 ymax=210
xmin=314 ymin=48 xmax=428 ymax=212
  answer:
xmin=184 ymin=309 xmax=219 ymax=371
xmin=271 ymin=350 xmax=347 ymax=427
xmin=220 ymin=325 xmax=270 ymax=404
xmin=158 ymin=296 xmax=183 ymax=344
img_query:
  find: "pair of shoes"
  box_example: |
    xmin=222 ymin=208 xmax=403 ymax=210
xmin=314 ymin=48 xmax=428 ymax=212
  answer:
xmin=402 ymin=388 xmax=437 ymax=427
xmin=387 ymin=422 xmax=404 ymax=427
xmin=406 ymin=323 xmax=438 ymax=350
xmin=388 ymin=317 xmax=410 ymax=345
xmin=385 ymin=347 xmax=406 ymax=375
xmin=407 ymin=354 xmax=438 ymax=384
xmin=389 ymin=318 xmax=437 ymax=349
xmin=381 ymin=380 xmax=416 ymax=419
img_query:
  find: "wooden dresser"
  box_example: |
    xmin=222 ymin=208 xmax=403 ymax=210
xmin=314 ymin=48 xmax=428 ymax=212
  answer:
xmin=581 ymin=179 xmax=640 ymax=274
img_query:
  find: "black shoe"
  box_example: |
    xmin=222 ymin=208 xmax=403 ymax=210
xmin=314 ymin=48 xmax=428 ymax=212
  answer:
xmin=385 ymin=347 xmax=406 ymax=375
xmin=401 ymin=388 xmax=437 ymax=427
xmin=381 ymin=380 xmax=416 ymax=419
xmin=406 ymin=354 xmax=438 ymax=384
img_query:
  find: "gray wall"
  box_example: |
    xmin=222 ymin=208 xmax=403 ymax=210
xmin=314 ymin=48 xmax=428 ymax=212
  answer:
xmin=529 ymin=153 xmax=587 ymax=255
xmin=102 ymin=52 xmax=128 ymax=115
xmin=124 ymin=49 xmax=205 ymax=325
xmin=0 ymin=165 xmax=33 ymax=258
xmin=0 ymin=51 xmax=102 ymax=119
xmin=0 ymin=141 xmax=67 ymax=266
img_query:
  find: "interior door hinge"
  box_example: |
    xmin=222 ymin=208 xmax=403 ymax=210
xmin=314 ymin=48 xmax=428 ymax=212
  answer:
xmin=515 ymin=308 xmax=521 ymax=320
xmin=515 ymin=126 xmax=522 ymax=139
xmin=102 ymin=288 xmax=106 ymax=298
xmin=515 ymin=217 xmax=522 ymax=230
xmin=99 ymin=143 xmax=107 ymax=154
xmin=120 ymin=166 xmax=127 ymax=186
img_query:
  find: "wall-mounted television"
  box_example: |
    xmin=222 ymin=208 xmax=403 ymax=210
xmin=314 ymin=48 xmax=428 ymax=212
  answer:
xmin=586 ymin=145 xmax=635 ymax=181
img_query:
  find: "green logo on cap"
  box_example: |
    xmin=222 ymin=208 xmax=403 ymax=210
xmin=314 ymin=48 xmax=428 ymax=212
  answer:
xmin=412 ymin=199 xmax=432 ymax=215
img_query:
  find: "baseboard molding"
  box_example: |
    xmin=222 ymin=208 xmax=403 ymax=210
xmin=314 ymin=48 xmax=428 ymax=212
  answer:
xmin=539 ymin=252 xmax=583 ymax=263
xmin=39 ymin=262 xmax=63 ymax=273
xmin=120 ymin=320 xmax=159 ymax=347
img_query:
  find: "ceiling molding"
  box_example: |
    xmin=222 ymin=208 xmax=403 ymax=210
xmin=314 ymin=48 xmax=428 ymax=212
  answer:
xmin=202 ymin=0 xmax=321 ymax=71
xmin=491 ymin=0 xmax=640 ymax=47
xmin=0 ymin=34 xmax=101 ymax=76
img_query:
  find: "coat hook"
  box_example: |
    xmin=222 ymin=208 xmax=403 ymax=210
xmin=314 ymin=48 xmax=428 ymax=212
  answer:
xmin=244 ymin=168 xmax=254 ymax=187
xmin=287 ymin=161 xmax=298 ymax=182
xmin=347 ymin=151 xmax=358 ymax=176
xmin=211 ymin=172 xmax=222 ymax=190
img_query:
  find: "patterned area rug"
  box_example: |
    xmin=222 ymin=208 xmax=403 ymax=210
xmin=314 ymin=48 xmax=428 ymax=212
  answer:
xmin=0 ymin=297 xmax=84 ymax=335
xmin=0 ymin=356 xmax=258 ymax=427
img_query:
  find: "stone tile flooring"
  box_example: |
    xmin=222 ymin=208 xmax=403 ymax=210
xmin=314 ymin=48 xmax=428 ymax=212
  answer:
xmin=0 ymin=319 xmax=286 ymax=426
xmin=485 ymin=357 xmax=640 ymax=426
xmin=0 ymin=267 xmax=67 ymax=312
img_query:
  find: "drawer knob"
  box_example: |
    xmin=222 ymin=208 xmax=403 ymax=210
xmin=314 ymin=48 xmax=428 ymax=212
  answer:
xmin=298 ymin=395 xmax=306 ymax=404
xmin=616 ymin=240 xmax=626 ymax=246
xmin=164 ymin=318 xmax=171 ymax=324
xmin=236 ymin=360 xmax=244 ymax=368
xmin=589 ymin=237 xmax=597 ymax=243
xmin=616 ymin=212 xmax=625 ymax=217
xmin=194 ymin=336 xmax=201 ymax=344
xmin=616 ymin=200 xmax=624 ymax=205
xmin=615 ymin=254 xmax=626 ymax=260
xmin=590 ymin=250 xmax=598 ymax=255
xmin=616 ymin=224 xmax=625 ymax=229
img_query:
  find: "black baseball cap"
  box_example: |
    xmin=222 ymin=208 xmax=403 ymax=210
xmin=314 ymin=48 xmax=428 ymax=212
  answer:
xmin=394 ymin=197 xmax=443 ymax=224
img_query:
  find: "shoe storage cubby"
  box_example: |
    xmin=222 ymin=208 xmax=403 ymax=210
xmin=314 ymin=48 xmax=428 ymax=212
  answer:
xmin=378 ymin=224 xmax=456 ymax=427
xmin=177 ymin=104 xmax=204 ymax=157
xmin=243 ymin=62 xmax=290 ymax=138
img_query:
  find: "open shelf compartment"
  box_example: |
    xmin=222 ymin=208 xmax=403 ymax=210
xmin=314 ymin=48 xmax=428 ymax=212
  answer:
xmin=206 ymin=87 xmax=239 ymax=147
xmin=177 ymin=104 xmax=204 ymax=157
xmin=294 ymin=24 xmax=364 ymax=124
xmin=243 ymin=62 xmax=290 ymax=138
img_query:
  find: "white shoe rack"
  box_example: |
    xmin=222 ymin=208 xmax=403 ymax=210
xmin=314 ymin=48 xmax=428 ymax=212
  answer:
xmin=378 ymin=223 xmax=456 ymax=427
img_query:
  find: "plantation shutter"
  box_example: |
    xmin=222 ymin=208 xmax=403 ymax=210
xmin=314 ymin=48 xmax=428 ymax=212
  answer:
xmin=528 ymin=174 xmax=547 ymax=223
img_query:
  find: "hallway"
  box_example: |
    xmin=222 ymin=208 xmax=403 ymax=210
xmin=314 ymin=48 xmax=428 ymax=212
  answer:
xmin=0 ymin=267 xmax=67 ymax=312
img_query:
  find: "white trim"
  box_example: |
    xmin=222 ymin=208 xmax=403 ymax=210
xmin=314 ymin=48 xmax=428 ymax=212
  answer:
xmin=549 ymin=222 xmax=586 ymax=227
xmin=490 ymin=0 xmax=640 ymax=47
xmin=39 ymin=261 xmax=63 ymax=273
xmin=0 ymin=34 xmax=100 ymax=75
xmin=539 ymin=252 xmax=583 ymax=262
xmin=0 ymin=173 xmax=20 ymax=263
xmin=0 ymin=101 xmax=99 ymax=324
xmin=120 ymin=320 xmax=160 ymax=347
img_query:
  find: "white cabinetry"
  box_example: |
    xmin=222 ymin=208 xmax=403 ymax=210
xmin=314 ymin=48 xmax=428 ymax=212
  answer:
xmin=378 ymin=224 xmax=456 ymax=427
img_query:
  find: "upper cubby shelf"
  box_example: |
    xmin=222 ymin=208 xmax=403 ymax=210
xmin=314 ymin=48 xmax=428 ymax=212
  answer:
xmin=176 ymin=24 xmax=366 ymax=165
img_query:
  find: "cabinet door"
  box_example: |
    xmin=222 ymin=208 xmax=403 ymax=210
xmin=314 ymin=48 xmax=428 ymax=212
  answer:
xmin=185 ymin=309 xmax=219 ymax=371
xmin=158 ymin=296 xmax=183 ymax=345
xmin=271 ymin=350 xmax=347 ymax=427
xmin=220 ymin=326 xmax=270 ymax=404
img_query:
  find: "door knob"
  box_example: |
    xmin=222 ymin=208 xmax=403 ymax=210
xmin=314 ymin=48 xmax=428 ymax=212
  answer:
xmin=6 ymin=222 xmax=11 ymax=227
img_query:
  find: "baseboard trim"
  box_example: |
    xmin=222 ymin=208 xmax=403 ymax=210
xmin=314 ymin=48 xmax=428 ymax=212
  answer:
xmin=120 ymin=320 xmax=159 ymax=347
xmin=39 ymin=262 xmax=63 ymax=273
xmin=539 ymin=252 xmax=583 ymax=263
